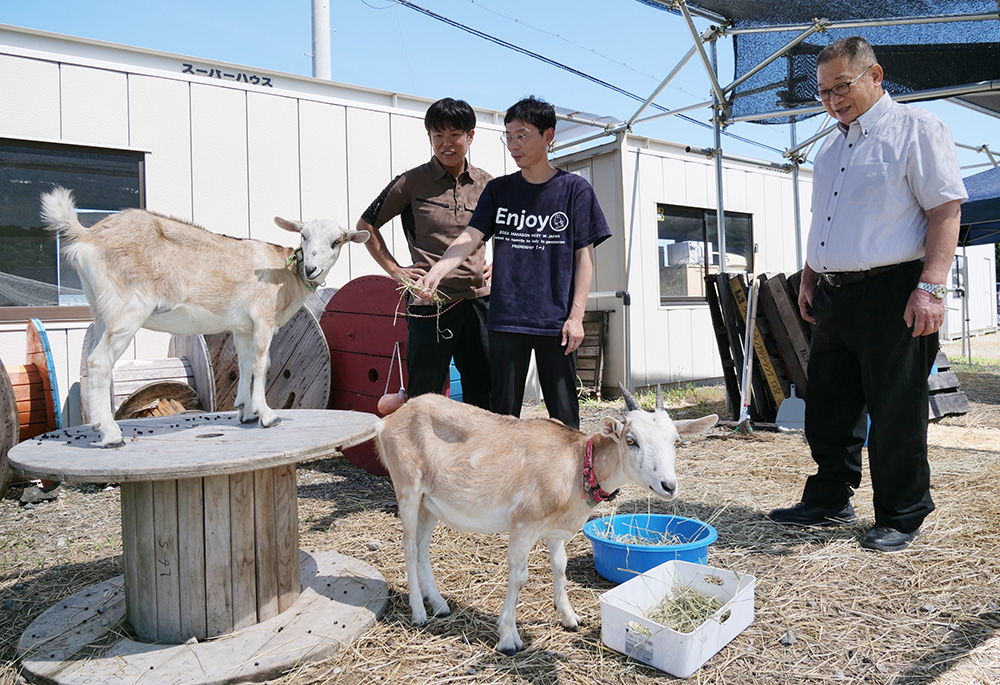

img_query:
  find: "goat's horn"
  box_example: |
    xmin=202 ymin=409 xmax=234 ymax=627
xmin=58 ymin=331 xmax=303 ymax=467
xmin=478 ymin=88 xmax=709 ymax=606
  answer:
xmin=656 ymin=384 xmax=664 ymax=412
xmin=618 ymin=382 xmax=641 ymax=412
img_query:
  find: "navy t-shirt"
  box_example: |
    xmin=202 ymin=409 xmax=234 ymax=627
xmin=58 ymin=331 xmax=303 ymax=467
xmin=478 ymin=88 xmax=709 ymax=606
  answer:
xmin=469 ymin=169 xmax=611 ymax=335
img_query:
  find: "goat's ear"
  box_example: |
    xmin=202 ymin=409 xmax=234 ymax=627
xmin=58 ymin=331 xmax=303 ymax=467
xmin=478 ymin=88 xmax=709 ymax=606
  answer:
xmin=599 ymin=417 xmax=624 ymax=440
xmin=347 ymin=229 xmax=370 ymax=244
xmin=274 ymin=217 xmax=304 ymax=233
xmin=675 ymin=414 xmax=719 ymax=436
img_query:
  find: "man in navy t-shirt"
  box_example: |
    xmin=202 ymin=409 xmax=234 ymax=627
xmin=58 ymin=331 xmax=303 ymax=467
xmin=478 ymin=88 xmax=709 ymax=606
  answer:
xmin=416 ymin=96 xmax=611 ymax=428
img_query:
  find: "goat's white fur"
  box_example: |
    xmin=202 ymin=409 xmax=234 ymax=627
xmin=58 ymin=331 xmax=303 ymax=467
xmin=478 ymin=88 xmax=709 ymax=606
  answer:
xmin=40 ymin=187 xmax=368 ymax=447
xmin=374 ymin=392 xmax=718 ymax=655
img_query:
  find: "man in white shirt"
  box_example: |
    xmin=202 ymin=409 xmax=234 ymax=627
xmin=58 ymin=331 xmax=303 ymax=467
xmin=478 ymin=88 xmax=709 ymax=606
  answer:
xmin=768 ymin=36 xmax=967 ymax=552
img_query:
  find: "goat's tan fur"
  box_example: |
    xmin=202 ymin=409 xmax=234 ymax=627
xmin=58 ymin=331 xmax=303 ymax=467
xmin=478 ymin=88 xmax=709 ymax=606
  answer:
xmin=40 ymin=187 xmax=368 ymax=446
xmin=375 ymin=392 xmax=717 ymax=655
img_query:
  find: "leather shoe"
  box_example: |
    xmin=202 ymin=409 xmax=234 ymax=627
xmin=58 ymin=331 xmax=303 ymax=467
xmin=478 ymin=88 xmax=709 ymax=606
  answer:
xmin=860 ymin=525 xmax=917 ymax=553
xmin=767 ymin=501 xmax=857 ymax=526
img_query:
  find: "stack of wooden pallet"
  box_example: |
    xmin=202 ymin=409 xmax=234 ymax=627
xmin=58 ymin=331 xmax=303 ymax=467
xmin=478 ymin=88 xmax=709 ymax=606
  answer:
xmin=706 ymin=271 xmax=969 ymax=425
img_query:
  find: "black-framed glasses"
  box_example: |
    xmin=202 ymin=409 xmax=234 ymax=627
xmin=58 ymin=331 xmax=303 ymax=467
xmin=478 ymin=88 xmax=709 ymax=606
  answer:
xmin=813 ymin=64 xmax=874 ymax=102
xmin=500 ymin=129 xmax=542 ymax=146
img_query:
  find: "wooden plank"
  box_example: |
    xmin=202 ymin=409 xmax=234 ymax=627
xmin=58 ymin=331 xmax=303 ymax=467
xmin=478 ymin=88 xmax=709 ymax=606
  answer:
xmin=928 ymin=370 xmax=961 ymax=393
xmin=578 ymin=358 xmax=597 ymax=370
xmin=153 ymin=480 xmax=182 ymax=643
xmin=328 ymin=389 xmax=380 ymax=413
xmin=704 ymin=275 xmax=742 ymax=420
xmin=129 ymin=481 xmax=158 ymax=641
xmin=729 ymin=275 xmax=786 ymax=410
xmin=929 ymin=391 xmax=970 ymax=418
xmin=120 ymin=482 xmax=138 ymax=626
xmin=230 ymin=471 xmax=258 ymax=630
xmin=177 ymin=477 xmax=207 ymax=640
xmin=203 ymin=474 xmax=233 ymax=637
xmin=274 ymin=463 xmax=299 ymax=612
xmin=254 ymin=468 xmax=279 ymax=622
xmin=758 ymin=275 xmax=809 ymax=394
xmin=761 ymin=274 xmax=811 ymax=396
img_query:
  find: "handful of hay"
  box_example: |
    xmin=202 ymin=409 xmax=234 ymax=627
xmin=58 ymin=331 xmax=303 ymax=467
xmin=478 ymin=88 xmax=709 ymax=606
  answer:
xmin=643 ymin=585 xmax=726 ymax=633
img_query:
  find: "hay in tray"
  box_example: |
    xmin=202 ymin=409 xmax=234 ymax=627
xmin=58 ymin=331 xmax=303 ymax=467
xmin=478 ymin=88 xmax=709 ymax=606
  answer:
xmin=644 ymin=584 xmax=727 ymax=634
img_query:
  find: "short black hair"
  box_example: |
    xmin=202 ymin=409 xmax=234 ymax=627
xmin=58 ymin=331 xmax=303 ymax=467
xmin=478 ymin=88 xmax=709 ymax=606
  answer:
xmin=424 ymin=98 xmax=477 ymax=133
xmin=504 ymin=96 xmax=556 ymax=133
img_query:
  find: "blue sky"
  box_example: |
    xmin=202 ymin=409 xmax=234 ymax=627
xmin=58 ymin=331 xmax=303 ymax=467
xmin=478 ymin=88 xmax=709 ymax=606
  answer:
xmin=5 ymin=0 xmax=1000 ymax=171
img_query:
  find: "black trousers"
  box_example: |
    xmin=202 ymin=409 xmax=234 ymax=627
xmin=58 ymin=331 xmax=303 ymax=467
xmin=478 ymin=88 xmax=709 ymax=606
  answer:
xmin=406 ymin=297 xmax=491 ymax=410
xmin=803 ymin=260 xmax=937 ymax=533
xmin=489 ymin=330 xmax=579 ymax=429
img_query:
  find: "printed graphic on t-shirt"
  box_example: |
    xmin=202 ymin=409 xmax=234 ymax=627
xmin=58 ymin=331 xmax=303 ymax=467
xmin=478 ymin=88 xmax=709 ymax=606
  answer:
xmin=493 ymin=207 xmax=571 ymax=251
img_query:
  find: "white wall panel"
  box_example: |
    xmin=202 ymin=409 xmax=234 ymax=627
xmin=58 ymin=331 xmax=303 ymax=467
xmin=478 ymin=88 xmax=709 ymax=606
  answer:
xmin=390 ymin=114 xmax=429 ymax=176
xmin=346 ymin=108 xmax=392 ymax=280
xmin=190 ymin=84 xmax=249 ymax=236
xmin=60 ymin=64 xmax=128 ymax=147
xmin=247 ymin=92 xmax=301 ymax=247
xmin=128 ymin=75 xmax=192 ymax=216
xmin=467 ymin=125 xmax=508 ymax=179
xmin=0 ymin=55 xmax=60 ymax=139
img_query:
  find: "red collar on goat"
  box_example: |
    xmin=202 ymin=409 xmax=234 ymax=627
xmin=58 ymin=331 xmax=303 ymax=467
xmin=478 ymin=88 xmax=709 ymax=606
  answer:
xmin=582 ymin=436 xmax=619 ymax=506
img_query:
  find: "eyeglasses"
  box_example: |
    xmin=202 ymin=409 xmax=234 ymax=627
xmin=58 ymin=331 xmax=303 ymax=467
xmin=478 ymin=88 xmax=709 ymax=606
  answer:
xmin=500 ymin=129 xmax=542 ymax=146
xmin=813 ymin=64 xmax=874 ymax=102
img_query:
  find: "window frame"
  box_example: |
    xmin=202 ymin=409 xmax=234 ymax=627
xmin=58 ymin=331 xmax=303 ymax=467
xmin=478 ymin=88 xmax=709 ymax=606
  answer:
xmin=0 ymin=137 xmax=145 ymax=323
xmin=656 ymin=202 xmax=754 ymax=306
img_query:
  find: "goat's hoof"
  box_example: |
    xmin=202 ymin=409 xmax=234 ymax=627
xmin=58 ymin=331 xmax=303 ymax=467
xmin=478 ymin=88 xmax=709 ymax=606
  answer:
xmin=238 ymin=414 xmax=260 ymax=425
xmin=99 ymin=440 xmax=125 ymax=449
xmin=261 ymin=416 xmax=282 ymax=428
xmin=497 ymin=643 xmax=524 ymax=656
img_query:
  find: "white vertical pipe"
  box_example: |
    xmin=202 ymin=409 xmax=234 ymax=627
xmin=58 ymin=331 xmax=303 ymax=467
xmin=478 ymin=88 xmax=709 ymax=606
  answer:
xmin=312 ymin=0 xmax=331 ymax=80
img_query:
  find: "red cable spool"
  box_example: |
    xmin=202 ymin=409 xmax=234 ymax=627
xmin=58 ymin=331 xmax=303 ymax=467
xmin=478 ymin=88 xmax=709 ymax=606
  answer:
xmin=320 ymin=275 xmax=410 ymax=477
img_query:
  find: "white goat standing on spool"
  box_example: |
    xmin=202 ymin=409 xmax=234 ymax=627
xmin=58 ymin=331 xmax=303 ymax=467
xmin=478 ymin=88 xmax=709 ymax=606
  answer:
xmin=41 ymin=187 xmax=369 ymax=448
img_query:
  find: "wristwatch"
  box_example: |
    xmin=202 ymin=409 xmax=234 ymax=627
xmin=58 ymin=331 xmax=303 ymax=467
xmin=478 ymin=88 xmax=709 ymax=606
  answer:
xmin=916 ymin=281 xmax=947 ymax=300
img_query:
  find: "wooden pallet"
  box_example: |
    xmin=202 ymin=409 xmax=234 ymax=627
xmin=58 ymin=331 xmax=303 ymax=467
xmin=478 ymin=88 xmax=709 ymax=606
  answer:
xmin=578 ymin=310 xmax=610 ymax=399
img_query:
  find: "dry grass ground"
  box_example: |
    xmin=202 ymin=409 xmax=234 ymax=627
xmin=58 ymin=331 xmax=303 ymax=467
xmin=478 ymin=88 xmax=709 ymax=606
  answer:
xmin=2 ymin=334 xmax=1000 ymax=684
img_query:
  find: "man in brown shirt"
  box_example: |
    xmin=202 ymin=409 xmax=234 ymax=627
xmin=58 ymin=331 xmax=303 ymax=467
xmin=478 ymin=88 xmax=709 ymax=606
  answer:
xmin=358 ymin=98 xmax=492 ymax=408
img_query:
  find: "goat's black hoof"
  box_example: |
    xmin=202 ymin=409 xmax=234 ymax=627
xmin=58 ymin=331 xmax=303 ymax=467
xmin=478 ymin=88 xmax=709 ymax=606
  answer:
xmin=498 ymin=646 xmax=518 ymax=657
xmin=100 ymin=440 xmax=125 ymax=449
xmin=261 ymin=417 xmax=282 ymax=428
xmin=239 ymin=415 xmax=260 ymax=425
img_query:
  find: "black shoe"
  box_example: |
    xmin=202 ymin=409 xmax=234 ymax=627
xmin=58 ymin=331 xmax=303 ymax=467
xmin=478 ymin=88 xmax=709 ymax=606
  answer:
xmin=860 ymin=525 xmax=917 ymax=552
xmin=767 ymin=501 xmax=857 ymax=527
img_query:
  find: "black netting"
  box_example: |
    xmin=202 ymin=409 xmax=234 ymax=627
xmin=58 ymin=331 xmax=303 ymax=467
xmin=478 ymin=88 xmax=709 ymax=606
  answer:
xmin=636 ymin=1 xmax=1000 ymax=123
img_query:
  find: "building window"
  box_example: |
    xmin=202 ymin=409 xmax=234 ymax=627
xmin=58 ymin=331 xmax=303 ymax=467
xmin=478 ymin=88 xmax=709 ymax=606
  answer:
xmin=656 ymin=203 xmax=753 ymax=303
xmin=0 ymin=139 xmax=143 ymax=314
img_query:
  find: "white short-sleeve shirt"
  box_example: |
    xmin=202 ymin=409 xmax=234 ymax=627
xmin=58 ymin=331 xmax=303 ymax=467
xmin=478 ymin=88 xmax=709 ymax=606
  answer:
xmin=806 ymin=92 xmax=967 ymax=274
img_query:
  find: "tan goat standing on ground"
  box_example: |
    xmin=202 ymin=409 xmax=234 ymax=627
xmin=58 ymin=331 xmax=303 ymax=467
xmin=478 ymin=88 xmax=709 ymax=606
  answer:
xmin=40 ymin=187 xmax=368 ymax=447
xmin=374 ymin=386 xmax=718 ymax=655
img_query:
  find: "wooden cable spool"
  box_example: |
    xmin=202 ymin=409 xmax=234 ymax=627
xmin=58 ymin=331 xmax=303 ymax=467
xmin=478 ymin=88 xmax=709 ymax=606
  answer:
xmin=1 ymin=319 xmax=62 ymax=496
xmin=80 ymin=325 xmax=213 ymax=423
xmin=320 ymin=275 xmax=409 ymax=477
xmin=203 ymin=304 xmax=332 ymax=414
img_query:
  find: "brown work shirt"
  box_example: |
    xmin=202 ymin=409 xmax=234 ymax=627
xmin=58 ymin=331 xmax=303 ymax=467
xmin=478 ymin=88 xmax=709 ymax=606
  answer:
xmin=361 ymin=156 xmax=491 ymax=301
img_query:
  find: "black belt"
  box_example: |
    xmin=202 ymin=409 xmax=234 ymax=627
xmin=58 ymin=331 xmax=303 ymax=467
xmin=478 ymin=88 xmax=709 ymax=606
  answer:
xmin=819 ymin=261 xmax=915 ymax=287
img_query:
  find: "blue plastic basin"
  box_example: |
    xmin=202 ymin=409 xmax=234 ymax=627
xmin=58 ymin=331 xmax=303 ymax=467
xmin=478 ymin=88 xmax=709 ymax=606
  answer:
xmin=582 ymin=514 xmax=718 ymax=584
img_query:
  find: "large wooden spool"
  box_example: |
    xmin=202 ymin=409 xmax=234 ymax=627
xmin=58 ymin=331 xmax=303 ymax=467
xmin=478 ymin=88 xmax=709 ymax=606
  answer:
xmin=321 ymin=275 xmax=409 ymax=477
xmin=1 ymin=319 xmax=62 ymax=496
xmin=80 ymin=325 xmax=214 ymax=423
xmin=204 ymin=305 xmax=332 ymax=413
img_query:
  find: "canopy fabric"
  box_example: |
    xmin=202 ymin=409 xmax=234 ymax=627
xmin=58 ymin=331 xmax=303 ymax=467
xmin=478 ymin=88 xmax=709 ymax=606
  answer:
xmin=959 ymin=165 xmax=1000 ymax=246
xmin=636 ymin=0 xmax=1000 ymax=124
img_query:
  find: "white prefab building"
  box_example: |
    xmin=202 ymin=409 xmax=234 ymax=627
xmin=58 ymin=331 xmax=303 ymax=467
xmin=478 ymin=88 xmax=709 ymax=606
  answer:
xmin=0 ymin=23 xmax=994 ymax=424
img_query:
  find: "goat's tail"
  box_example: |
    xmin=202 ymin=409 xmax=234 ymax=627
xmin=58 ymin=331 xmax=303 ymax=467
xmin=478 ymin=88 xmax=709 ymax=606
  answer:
xmin=40 ymin=187 xmax=86 ymax=245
